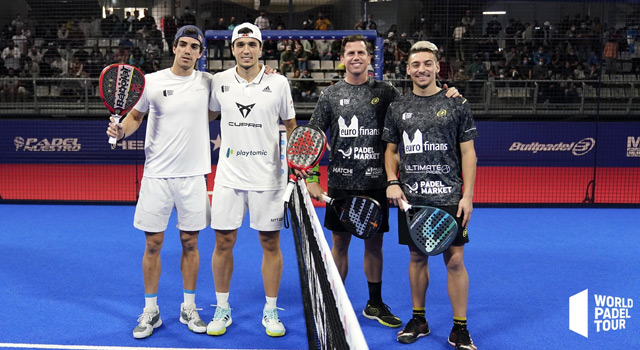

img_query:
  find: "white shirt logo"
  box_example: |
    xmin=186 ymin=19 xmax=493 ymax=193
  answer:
xmin=337 ymin=147 xmax=353 ymax=158
xmin=403 ymin=130 xmax=423 ymax=154
xmin=338 ymin=116 xmax=358 ymax=137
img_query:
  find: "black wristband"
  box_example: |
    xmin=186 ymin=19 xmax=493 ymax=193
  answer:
xmin=387 ymin=180 xmax=401 ymax=187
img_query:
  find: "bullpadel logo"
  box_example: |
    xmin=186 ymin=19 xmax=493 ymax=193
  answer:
xmin=569 ymin=289 xmax=634 ymax=338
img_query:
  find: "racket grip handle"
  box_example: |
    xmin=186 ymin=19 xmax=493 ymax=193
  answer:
xmin=400 ymin=199 xmax=412 ymax=212
xmin=108 ymin=116 xmax=121 ymax=145
xmin=282 ymin=174 xmax=297 ymax=203
xmin=321 ymin=194 xmax=332 ymax=204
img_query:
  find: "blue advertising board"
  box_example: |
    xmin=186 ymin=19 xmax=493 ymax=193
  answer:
xmin=475 ymin=122 xmax=640 ymax=167
xmin=2 ymin=120 xmax=639 ymax=168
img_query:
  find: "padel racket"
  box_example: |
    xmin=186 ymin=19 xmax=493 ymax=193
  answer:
xmin=322 ymin=194 xmax=383 ymax=239
xmin=99 ymin=64 xmax=145 ymax=148
xmin=401 ymin=200 xmax=458 ymax=256
xmin=282 ymin=124 xmax=327 ymax=202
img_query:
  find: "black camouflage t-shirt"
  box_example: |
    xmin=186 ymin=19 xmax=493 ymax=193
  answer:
xmin=310 ymin=80 xmax=400 ymax=190
xmin=382 ymin=90 xmax=478 ymax=206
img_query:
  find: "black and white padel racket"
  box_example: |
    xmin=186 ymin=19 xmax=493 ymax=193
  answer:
xmin=99 ymin=64 xmax=145 ymax=148
xmin=401 ymin=200 xmax=459 ymax=256
xmin=282 ymin=125 xmax=327 ymax=202
xmin=322 ymin=194 xmax=383 ymax=239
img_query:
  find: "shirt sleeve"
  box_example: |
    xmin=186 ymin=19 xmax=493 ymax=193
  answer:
xmin=133 ymin=81 xmax=150 ymax=113
xmin=382 ymin=102 xmax=399 ymax=144
xmin=279 ymin=77 xmax=296 ymax=121
xmin=209 ymin=75 xmax=221 ymax=112
xmin=309 ymin=89 xmax=331 ymax=131
xmin=456 ymin=99 xmax=478 ymax=143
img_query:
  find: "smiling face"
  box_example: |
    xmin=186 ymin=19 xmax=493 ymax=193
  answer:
xmin=407 ymin=50 xmax=439 ymax=91
xmin=232 ymin=37 xmax=261 ymax=70
xmin=340 ymin=40 xmax=371 ymax=78
xmin=172 ymin=36 xmax=203 ymax=72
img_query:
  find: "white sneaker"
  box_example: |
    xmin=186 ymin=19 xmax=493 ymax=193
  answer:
xmin=133 ymin=306 xmax=162 ymax=339
xmin=207 ymin=304 xmax=232 ymax=336
xmin=179 ymin=303 xmax=207 ymax=333
xmin=262 ymin=305 xmax=286 ymax=337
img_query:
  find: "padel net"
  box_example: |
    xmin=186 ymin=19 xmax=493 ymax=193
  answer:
xmin=287 ymin=179 xmax=368 ymax=350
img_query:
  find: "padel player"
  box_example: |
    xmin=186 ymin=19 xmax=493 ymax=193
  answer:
xmin=206 ymin=23 xmax=297 ymax=337
xmin=106 ymin=25 xmax=213 ymax=338
xmin=383 ymin=41 xmax=478 ymax=349
xmin=306 ymin=34 xmax=460 ymax=330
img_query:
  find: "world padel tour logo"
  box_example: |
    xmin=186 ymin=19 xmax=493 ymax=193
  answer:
xmin=509 ymin=138 xmax=595 ymax=156
xmin=569 ymin=289 xmax=634 ymax=338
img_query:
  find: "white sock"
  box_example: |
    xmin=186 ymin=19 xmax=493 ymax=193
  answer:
xmin=266 ymin=296 xmax=278 ymax=309
xmin=216 ymin=292 xmax=230 ymax=308
xmin=144 ymin=294 xmax=158 ymax=310
xmin=184 ymin=289 xmax=196 ymax=306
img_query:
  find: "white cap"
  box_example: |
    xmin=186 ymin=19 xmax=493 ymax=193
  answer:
xmin=231 ymin=22 xmax=262 ymax=44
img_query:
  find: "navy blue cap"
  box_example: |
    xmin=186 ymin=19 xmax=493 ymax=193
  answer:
xmin=174 ymin=25 xmax=204 ymax=46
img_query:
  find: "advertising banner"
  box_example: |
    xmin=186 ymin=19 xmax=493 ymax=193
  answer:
xmin=2 ymin=120 xmax=639 ymax=168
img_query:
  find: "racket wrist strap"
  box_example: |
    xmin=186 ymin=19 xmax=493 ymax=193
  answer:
xmin=387 ymin=179 xmax=402 ymax=187
xmin=305 ymin=164 xmax=320 ymax=183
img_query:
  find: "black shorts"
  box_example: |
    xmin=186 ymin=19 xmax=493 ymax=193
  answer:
xmin=325 ymin=187 xmax=390 ymax=234
xmin=398 ymin=205 xmax=470 ymax=247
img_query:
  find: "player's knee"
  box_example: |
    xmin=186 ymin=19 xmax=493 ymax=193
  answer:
xmin=364 ymin=236 xmax=383 ymax=251
xmin=215 ymin=230 xmax=237 ymax=249
xmin=145 ymin=243 xmax=162 ymax=255
xmin=410 ymin=250 xmax=429 ymax=265
xmin=332 ymin=232 xmax=351 ymax=250
xmin=260 ymin=239 xmax=281 ymax=253
xmin=144 ymin=236 xmax=163 ymax=255
xmin=445 ymin=255 xmax=465 ymax=272
xmin=215 ymin=239 xmax=234 ymax=252
xmin=181 ymin=239 xmax=198 ymax=253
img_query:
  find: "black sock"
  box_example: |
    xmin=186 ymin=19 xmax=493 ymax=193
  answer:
xmin=413 ymin=307 xmax=426 ymax=322
xmin=453 ymin=317 xmax=467 ymax=331
xmin=367 ymin=281 xmax=382 ymax=305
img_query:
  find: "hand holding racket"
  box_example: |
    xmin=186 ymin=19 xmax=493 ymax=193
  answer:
xmin=400 ymin=199 xmax=459 ymax=256
xmin=322 ymin=194 xmax=383 ymax=239
xmin=282 ymin=125 xmax=327 ymax=203
xmin=99 ymin=64 xmax=145 ymax=148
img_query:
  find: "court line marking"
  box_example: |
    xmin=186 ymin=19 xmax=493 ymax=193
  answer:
xmin=0 ymin=344 xmax=298 ymax=350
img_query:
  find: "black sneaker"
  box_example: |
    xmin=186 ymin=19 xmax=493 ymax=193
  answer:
xmin=448 ymin=327 xmax=477 ymax=350
xmin=363 ymin=302 xmax=402 ymax=328
xmin=396 ymin=317 xmax=430 ymax=344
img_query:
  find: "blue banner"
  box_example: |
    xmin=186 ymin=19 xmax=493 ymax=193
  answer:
xmin=2 ymin=120 xmax=146 ymax=164
xmin=475 ymin=122 xmax=640 ymax=167
xmin=2 ymin=120 xmax=639 ymax=168
xmin=205 ymin=30 xmax=378 ymax=41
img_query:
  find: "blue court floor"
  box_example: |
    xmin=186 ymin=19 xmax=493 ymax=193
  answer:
xmin=0 ymin=204 xmax=638 ymax=350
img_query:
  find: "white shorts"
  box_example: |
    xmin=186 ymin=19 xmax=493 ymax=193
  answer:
xmin=210 ymin=184 xmax=285 ymax=231
xmin=134 ymin=176 xmax=211 ymax=233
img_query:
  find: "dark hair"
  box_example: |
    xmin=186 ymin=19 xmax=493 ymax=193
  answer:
xmin=340 ymin=34 xmax=372 ymax=56
xmin=173 ymin=27 xmax=203 ymax=53
xmin=238 ymin=27 xmax=253 ymax=35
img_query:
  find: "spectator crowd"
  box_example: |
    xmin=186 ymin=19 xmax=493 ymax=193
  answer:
xmin=1 ymin=7 xmax=638 ymax=104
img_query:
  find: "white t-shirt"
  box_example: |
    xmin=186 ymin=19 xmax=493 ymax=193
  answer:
xmin=210 ymin=65 xmax=295 ymax=190
xmin=134 ymin=68 xmax=213 ymax=178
